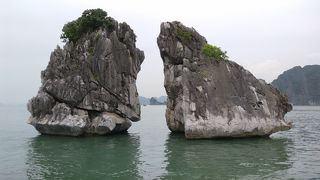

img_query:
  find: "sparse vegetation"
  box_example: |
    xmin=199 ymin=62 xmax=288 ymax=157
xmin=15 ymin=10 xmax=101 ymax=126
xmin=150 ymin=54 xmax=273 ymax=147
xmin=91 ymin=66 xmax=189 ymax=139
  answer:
xmin=176 ymin=26 xmax=192 ymax=44
xmin=88 ymin=47 xmax=94 ymax=55
xmin=201 ymin=43 xmax=228 ymax=62
xmin=200 ymin=69 xmax=210 ymax=78
xmin=60 ymin=8 xmax=113 ymax=43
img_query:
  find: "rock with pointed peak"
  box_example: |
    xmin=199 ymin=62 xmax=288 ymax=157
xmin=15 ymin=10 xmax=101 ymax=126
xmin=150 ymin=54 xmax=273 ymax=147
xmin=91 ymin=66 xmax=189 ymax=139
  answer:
xmin=157 ymin=21 xmax=292 ymax=139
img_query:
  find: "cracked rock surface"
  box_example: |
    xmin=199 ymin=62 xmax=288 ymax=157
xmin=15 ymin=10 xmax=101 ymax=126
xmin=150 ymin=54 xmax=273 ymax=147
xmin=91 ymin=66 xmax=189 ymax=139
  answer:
xmin=28 ymin=20 xmax=144 ymax=136
xmin=157 ymin=21 xmax=292 ymax=139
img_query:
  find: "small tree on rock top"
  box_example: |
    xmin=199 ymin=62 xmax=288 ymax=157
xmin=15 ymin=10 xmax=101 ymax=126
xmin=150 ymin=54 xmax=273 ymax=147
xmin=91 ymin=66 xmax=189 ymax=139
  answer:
xmin=60 ymin=8 xmax=113 ymax=43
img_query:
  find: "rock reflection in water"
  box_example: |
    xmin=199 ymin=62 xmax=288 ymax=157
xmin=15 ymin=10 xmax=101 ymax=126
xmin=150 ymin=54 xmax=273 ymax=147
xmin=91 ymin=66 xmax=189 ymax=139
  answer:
xmin=26 ymin=134 xmax=141 ymax=179
xmin=162 ymin=133 xmax=292 ymax=179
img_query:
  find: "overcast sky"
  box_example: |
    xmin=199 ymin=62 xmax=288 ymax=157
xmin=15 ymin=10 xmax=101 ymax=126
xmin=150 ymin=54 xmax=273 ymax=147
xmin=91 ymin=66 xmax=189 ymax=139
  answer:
xmin=0 ymin=0 xmax=319 ymax=104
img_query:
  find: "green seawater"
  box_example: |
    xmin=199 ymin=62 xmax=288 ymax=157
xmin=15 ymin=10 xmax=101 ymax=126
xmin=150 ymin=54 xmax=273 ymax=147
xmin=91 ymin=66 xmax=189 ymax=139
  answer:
xmin=0 ymin=105 xmax=319 ymax=179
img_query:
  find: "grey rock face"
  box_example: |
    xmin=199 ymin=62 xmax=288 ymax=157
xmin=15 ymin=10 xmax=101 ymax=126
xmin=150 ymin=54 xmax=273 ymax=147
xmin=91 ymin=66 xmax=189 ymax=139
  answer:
xmin=157 ymin=21 xmax=292 ymax=139
xmin=28 ymin=21 xmax=144 ymax=136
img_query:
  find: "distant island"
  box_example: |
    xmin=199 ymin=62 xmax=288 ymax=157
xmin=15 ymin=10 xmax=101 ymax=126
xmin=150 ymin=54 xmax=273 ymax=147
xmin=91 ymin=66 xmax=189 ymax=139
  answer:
xmin=272 ymin=65 xmax=320 ymax=105
xmin=139 ymin=96 xmax=167 ymax=105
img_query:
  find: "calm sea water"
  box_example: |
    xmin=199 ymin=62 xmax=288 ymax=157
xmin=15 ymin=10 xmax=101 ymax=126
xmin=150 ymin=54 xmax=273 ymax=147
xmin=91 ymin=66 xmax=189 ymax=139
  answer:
xmin=0 ymin=105 xmax=319 ymax=179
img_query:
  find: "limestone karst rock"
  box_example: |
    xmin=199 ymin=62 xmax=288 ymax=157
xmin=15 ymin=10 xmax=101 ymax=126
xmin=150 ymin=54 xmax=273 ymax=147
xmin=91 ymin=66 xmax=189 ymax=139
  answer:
xmin=157 ymin=21 xmax=292 ymax=139
xmin=28 ymin=18 xmax=144 ymax=136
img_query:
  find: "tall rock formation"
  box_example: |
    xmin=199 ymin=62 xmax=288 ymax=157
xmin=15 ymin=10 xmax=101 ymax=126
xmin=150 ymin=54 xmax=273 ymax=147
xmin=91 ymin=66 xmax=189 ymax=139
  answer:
xmin=157 ymin=21 xmax=292 ymax=139
xmin=28 ymin=18 xmax=144 ymax=136
xmin=272 ymin=65 xmax=320 ymax=105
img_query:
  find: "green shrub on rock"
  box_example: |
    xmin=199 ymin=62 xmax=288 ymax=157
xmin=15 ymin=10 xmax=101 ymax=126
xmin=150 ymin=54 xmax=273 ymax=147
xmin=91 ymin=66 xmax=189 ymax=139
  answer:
xmin=176 ymin=26 xmax=192 ymax=44
xmin=60 ymin=8 xmax=113 ymax=43
xmin=201 ymin=43 xmax=228 ymax=62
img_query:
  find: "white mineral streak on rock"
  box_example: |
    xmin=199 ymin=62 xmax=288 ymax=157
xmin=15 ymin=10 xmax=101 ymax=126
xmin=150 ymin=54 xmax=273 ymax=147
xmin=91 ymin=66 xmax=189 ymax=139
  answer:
xmin=250 ymin=86 xmax=259 ymax=101
xmin=226 ymin=64 xmax=231 ymax=73
xmin=262 ymin=99 xmax=271 ymax=116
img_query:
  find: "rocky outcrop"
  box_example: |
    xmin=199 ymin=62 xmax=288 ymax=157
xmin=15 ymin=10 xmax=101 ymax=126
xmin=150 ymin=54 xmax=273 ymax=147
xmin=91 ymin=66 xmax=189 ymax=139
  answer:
xmin=157 ymin=21 xmax=292 ymax=139
xmin=28 ymin=20 xmax=144 ymax=136
xmin=272 ymin=65 xmax=320 ymax=105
